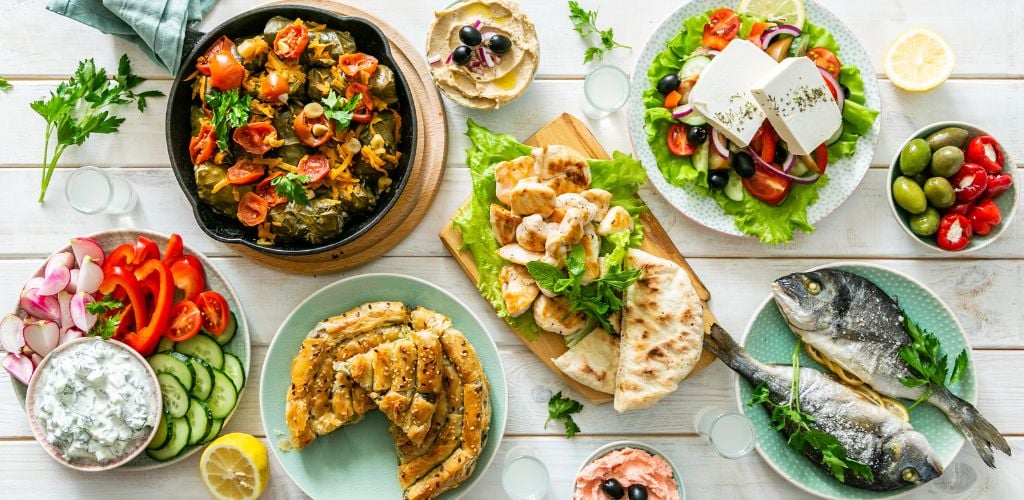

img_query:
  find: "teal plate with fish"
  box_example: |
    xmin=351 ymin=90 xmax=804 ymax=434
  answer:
xmin=736 ymin=263 xmax=976 ymax=499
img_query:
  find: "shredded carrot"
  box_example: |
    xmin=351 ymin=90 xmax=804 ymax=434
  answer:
xmin=211 ymin=177 xmax=231 ymax=194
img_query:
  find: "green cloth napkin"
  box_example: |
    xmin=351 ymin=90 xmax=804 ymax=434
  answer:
xmin=46 ymin=0 xmax=219 ymax=74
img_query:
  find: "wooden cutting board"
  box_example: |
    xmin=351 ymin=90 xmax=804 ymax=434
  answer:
xmin=439 ymin=113 xmax=718 ymax=404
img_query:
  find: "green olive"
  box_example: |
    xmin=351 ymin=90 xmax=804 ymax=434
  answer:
xmin=892 ymin=176 xmax=928 ymax=214
xmin=899 ymin=138 xmax=931 ymax=176
xmin=908 ymin=207 xmax=941 ymax=236
xmin=923 ymin=177 xmax=956 ymax=209
xmin=925 ymin=127 xmax=969 ymax=150
xmin=930 ymin=146 xmax=964 ymax=178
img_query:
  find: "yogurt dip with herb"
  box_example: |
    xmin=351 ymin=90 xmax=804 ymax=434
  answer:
xmin=32 ymin=339 xmax=157 ymax=464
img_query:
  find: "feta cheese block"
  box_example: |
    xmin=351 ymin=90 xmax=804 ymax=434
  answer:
xmin=687 ymin=39 xmax=778 ymax=147
xmin=750 ymin=57 xmax=842 ymax=155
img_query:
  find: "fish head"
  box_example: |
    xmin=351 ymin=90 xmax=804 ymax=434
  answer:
xmin=772 ymin=271 xmax=840 ymax=332
xmin=876 ymin=430 xmax=944 ymax=489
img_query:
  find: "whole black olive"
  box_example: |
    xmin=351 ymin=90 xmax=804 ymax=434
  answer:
xmin=708 ymin=170 xmax=729 ymax=189
xmin=686 ymin=125 xmax=708 ymax=145
xmin=628 ymin=484 xmax=648 ymax=500
xmin=459 ymin=25 xmax=482 ymax=46
xmin=488 ymin=34 xmax=512 ymax=54
xmin=841 ymin=84 xmax=851 ymax=99
xmin=600 ymin=478 xmax=625 ymax=498
xmin=656 ymin=74 xmax=681 ymax=96
xmin=732 ymin=151 xmax=756 ymax=178
xmin=452 ymin=45 xmax=473 ymax=66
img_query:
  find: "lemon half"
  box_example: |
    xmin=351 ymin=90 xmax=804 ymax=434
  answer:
xmin=884 ymin=28 xmax=955 ymax=92
xmin=200 ymin=433 xmax=270 ymax=500
xmin=738 ymin=0 xmax=806 ymax=29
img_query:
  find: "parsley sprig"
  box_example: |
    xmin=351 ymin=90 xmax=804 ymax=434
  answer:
xmin=272 ymin=172 xmax=312 ymax=205
xmin=749 ymin=340 xmax=873 ymax=483
xmin=85 ymin=295 xmax=123 ymax=316
xmin=567 ymin=1 xmax=631 ymax=63
xmin=85 ymin=294 xmax=124 ymax=340
xmin=0 ymin=76 xmax=11 ymax=92
xmin=322 ymin=90 xmax=361 ymax=129
xmin=205 ymin=88 xmax=251 ymax=152
xmin=898 ymin=314 xmax=968 ymax=409
xmin=30 ymin=55 xmax=163 ymax=202
xmin=545 ymin=391 xmax=583 ymax=438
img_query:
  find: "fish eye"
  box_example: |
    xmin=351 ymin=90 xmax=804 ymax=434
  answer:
xmin=806 ymin=280 xmax=821 ymax=294
xmin=901 ymin=467 xmax=919 ymax=482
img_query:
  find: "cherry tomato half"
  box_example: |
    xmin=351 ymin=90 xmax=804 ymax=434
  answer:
xmin=743 ymin=163 xmax=792 ymax=206
xmin=254 ymin=174 xmax=287 ymax=207
xmin=297 ymin=154 xmax=331 ymax=183
xmin=293 ymin=112 xmax=334 ymax=148
xmin=807 ymin=47 xmax=841 ymax=78
xmin=196 ymin=36 xmax=235 ymax=76
xmin=259 ymin=70 xmax=289 ymax=102
xmin=667 ymin=124 xmax=696 ymax=157
xmin=345 ymin=82 xmax=374 ymax=124
xmin=208 ymin=51 xmax=245 ymax=91
xmin=227 ymin=159 xmax=266 ymax=184
xmin=237 ymin=191 xmax=269 ymax=227
xmin=195 ymin=290 xmax=230 ymax=335
xmin=189 ymin=124 xmax=217 ymax=164
xmin=338 ymin=53 xmax=379 ymax=77
xmin=702 ymin=8 xmax=740 ymax=50
xmin=232 ymin=122 xmax=278 ymax=155
xmin=273 ymin=24 xmax=309 ymax=59
xmin=166 ymin=300 xmax=202 ymax=342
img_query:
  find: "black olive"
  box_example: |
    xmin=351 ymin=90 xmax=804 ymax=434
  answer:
xmin=686 ymin=125 xmax=708 ymax=145
xmin=488 ymin=34 xmax=512 ymax=54
xmin=452 ymin=45 xmax=473 ymax=66
xmin=708 ymin=170 xmax=729 ymax=189
xmin=459 ymin=25 xmax=482 ymax=46
xmin=600 ymin=478 xmax=625 ymax=498
xmin=733 ymin=151 xmax=756 ymax=178
xmin=656 ymin=74 xmax=681 ymax=96
xmin=628 ymin=484 xmax=648 ymax=500
xmin=841 ymin=84 xmax=851 ymax=98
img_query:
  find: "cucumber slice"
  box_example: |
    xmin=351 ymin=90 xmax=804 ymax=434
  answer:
xmin=724 ymin=172 xmax=744 ymax=202
xmin=222 ymin=353 xmax=245 ymax=391
xmin=156 ymin=372 xmax=190 ymax=419
xmin=211 ymin=312 xmax=237 ymax=346
xmin=187 ymin=356 xmax=214 ymax=400
xmin=790 ymin=159 xmax=809 ymax=177
xmin=147 ymin=412 xmax=171 ymax=450
xmin=185 ymin=398 xmax=212 ymax=446
xmin=146 ymin=417 xmax=190 ymax=461
xmin=679 ymin=55 xmax=711 ymax=78
xmin=678 ymin=112 xmax=708 ymax=126
xmin=175 ymin=334 xmax=223 ymax=370
xmin=156 ymin=337 xmax=175 ymax=353
xmin=201 ymin=418 xmax=223 ymax=444
xmin=692 ymin=140 xmax=710 ymax=172
xmin=149 ymin=352 xmax=194 ymax=391
xmin=207 ymin=369 xmax=239 ymax=419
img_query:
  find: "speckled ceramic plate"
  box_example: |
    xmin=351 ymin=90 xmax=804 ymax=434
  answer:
xmin=736 ymin=263 xmax=975 ymax=499
xmin=627 ymin=0 xmax=881 ymax=239
xmin=10 ymin=229 xmax=251 ymax=470
xmin=259 ymin=273 xmax=507 ymax=499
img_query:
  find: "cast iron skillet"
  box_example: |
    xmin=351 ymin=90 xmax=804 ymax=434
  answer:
xmin=166 ymin=5 xmax=417 ymax=256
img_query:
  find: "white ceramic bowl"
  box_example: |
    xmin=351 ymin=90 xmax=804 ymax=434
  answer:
xmin=887 ymin=121 xmax=1019 ymax=253
xmin=573 ymin=440 xmax=686 ymax=499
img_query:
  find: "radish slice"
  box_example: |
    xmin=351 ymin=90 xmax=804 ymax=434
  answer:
xmin=711 ymin=128 xmax=731 ymax=158
xmin=22 ymin=276 xmax=45 ymax=293
xmin=70 ymin=237 xmax=104 ymax=267
xmin=748 ymin=147 xmax=821 ymax=184
xmin=671 ymin=104 xmax=694 ymax=119
xmin=65 ymin=269 xmax=79 ymax=294
xmin=24 ymin=321 xmax=59 ymax=357
xmin=70 ymin=292 xmax=97 ymax=333
xmin=45 ymin=252 xmax=74 ymax=276
xmin=38 ymin=264 xmax=71 ymax=296
xmin=1 ymin=314 xmax=25 ymax=354
xmin=3 ymin=354 xmax=33 ymax=385
xmin=57 ymin=292 xmax=73 ymax=334
xmin=76 ymin=256 xmax=103 ymax=294
xmin=31 ymin=353 xmax=43 ymax=367
xmin=60 ymin=328 xmax=83 ymax=345
xmin=20 ymin=289 xmax=60 ymax=322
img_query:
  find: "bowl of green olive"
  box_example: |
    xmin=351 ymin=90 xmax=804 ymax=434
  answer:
xmin=888 ymin=121 xmax=1017 ymax=253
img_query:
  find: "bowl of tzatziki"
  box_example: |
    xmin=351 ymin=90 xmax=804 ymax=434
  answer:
xmin=25 ymin=337 xmax=162 ymax=471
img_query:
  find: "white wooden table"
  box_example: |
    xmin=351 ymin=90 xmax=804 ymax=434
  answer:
xmin=2 ymin=0 xmax=1022 ymax=498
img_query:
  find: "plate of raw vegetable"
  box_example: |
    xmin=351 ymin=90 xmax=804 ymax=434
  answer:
xmin=3 ymin=230 xmax=250 ymax=469
xmin=627 ymin=0 xmax=881 ymax=244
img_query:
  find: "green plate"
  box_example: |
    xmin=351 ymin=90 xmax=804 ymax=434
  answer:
xmin=259 ymin=273 xmax=508 ymax=499
xmin=736 ymin=263 xmax=976 ymax=499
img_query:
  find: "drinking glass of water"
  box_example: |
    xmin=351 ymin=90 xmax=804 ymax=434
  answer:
xmin=501 ymin=447 xmax=549 ymax=499
xmin=695 ymin=407 xmax=756 ymax=459
xmin=64 ymin=166 xmax=138 ymax=215
xmin=581 ymin=65 xmax=630 ymax=119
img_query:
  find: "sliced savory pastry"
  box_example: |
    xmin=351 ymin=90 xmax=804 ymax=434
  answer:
xmin=553 ymin=328 xmax=619 ymax=394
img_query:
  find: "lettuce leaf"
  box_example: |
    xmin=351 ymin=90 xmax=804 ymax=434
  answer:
xmin=452 ymin=120 xmax=647 ymax=340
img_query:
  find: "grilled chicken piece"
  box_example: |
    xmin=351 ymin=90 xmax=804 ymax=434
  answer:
xmin=494 ymin=155 xmax=535 ymax=206
xmin=534 ymin=145 xmax=591 ymax=195
xmin=515 ymin=214 xmax=552 ymax=252
xmin=553 ymin=193 xmax=598 ymax=222
xmin=581 ymin=224 xmax=601 ymax=285
xmin=500 ymin=265 xmax=540 ymax=317
xmin=489 ymin=204 xmax=521 ymax=246
xmin=508 ymin=179 xmax=556 ymax=217
xmin=497 ymin=243 xmax=544 ymax=266
xmin=581 ymin=188 xmax=613 ymax=220
xmin=597 ymin=205 xmax=634 ymax=236
xmin=533 ymin=294 xmax=588 ymax=336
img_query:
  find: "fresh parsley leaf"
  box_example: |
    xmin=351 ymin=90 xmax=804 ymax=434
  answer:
xmin=30 ymin=54 xmax=163 ymax=202
xmin=949 ymin=350 xmax=969 ymax=385
xmin=205 ymin=88 xmax=252 ymax=153
xmin=85 ymin=295 xmax=123 ymax=315
xmin=271 ymin=172 xmax=311 ymax=205
xmin=567 ymin=1 xmax=630 ymax=64
xmin=898 ymin=314 xmax=968 ymax=409
xmin=88 ymin=313 xmax=121 ymax=340
xmin=322 ymin=90 xmax=361 ymax=129
xmin=545 ymin=391 xmax=583 ymax=438
xmin=0 ymin=76 xmax=11 ymax=92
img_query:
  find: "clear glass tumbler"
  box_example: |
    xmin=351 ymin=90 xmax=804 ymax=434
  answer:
xmin=64 ymin=166 xmax=138 ymax=215
xmin=582 ymin=65 xmax=630 ymax=119
xmin=695 ymin=407 xmax=756 ymax=459
xmin=501 ymin=447 xmax=550 ymax=500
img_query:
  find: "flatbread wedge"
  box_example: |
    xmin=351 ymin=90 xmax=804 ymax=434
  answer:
xmin=553 ymin=327 xmax=619 ymax=394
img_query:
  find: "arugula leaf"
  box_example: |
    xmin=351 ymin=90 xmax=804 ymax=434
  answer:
xmin=898 ymin=313 xmax=969 ymax=409
xmin=205 ymin=88 xmax=252 ymax=152
xmin=271 ymin=172 xmax=311 ymax=205
xmin=30 ymin=54 xmax=163 ymax=202
xmin=567 ymin=1 xmax=630 ymax=63
xmin=0 ymin=76 xmax=11 ymax=92
xmin=322 ymin=90 xmax=361 ymax=129
xmin=88 ymin=313 xmax=121 ymax=340
xmin=85 ymin=295 xmax=123 ymax=316
xmin=545 ymin=391 xmax=583 ymax=438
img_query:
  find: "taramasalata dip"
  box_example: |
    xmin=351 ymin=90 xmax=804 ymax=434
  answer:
xmin=574 ymin=447 xmax=681 ymax=500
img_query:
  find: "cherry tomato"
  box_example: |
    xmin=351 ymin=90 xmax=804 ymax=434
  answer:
xmin=273 ymin=24 xmax=309 ymax=59
xmin=237 ymin=191 xmax=269 ymax=227
xmin=195 ymin=291 xmax=230 ymax=335
xmin=345 ymin=82 xmax=374 ymax=124
xmin=227 ymin=159 xmax=266 ymax=184
xmin=189 ymin=124 xmax=217 ymax=164
xmin=133 ymin=236 xmax=160 ymax=266
xmin=298 ymin=154 xmax=331 ymax=183
xmin=812 ymin=144 xmax=829 ymax=174
xmin=259 ymin=70 xmax=289 ymax=102
xmin=338 ymin=53 xmax=379 ymax=77
xmin=195 ymin=36 xmax=235 ymax=76
xmin=170 ymin=255 xmax=206 ymax=301
xmin=667 ymin=124 xmax=696 ymax=157
xmin=747 ymin=22 xmax=770 ymax=44
xmin=965 ymin=136 xmax=1005 ymax=174
xmin=950 ymin=163 xmax=989 ymax=202
xmin=166 ymin=300 xmax=202 ymax=342
xmin=702 ymin=8 xmax=740 ymax=50
xmin=162 ymin=234 xmax=183 ymax=266
xmin=937 ymin=213 xmax=972 ymax=251
xmin=743 ymin=163 xmax=792 ymax=206
xmin=208 ymin=51 xmax=245 ymax=91
xmin=254 ymin=174 xmax=287 ymax=207
xmin=232 ymin=122 xmax=278 ymax=155
xmin=293 ymin=111 xmax=334 ymax=147
xmin=807 ymin=47 xmax=841 ymax=78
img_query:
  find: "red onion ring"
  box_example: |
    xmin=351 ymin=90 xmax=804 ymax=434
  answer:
xmin=445 ymin=52 xmax=453 ymax=64
xmin=818 ymin=67 xmax=845 ymax=112
xmin=472 ymin=19 xmax=483 ymax=29
xmin=671 ymin=104 xmax=694 ymax=119
xmin=747 ymin=146 xmax=820 ymax=184
xmin=711 ymin=128 xmax=730 ymax=158
xmin=761 ymin=25 xmax=802 ymax=49
xmin=780 ymin=150 xmax=796 ymax=173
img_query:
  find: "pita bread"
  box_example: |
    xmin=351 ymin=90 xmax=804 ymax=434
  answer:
xmin=614 ymin=249 xmax=703 ymax=412
xmin=553 ymin=328 xmax=619 ymax=394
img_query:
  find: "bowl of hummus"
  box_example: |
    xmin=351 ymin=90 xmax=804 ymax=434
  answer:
xmin=426 ymin=0 xmax=539 ymax=109
xmin=574 ymin=441 xmax=684 ymax=500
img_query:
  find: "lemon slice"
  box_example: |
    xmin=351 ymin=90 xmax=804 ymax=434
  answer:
xmin=883 ymin=398 xmax=912 ymax=422
xmin=200 ymin=433 xmax=269 ymax=500
xmin=738 ymin=0 xmax=806 ymax=28
xmin=884 ymin=28 xmax=955 ymax=92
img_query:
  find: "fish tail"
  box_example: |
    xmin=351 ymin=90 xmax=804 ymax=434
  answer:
xmin=705 ymin=324 xmax=762 ymax=378
xmin=931 ymin=389 xmax=1011 ymax=468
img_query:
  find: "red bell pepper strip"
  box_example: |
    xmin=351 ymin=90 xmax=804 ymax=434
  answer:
xmin=937 ymin=213 xmax=972 ymax=251
xmin=163 ymin=234 xmax=184 ymax=266
xmin=968 ymin=198 xmax=1002 ymax=236
xmin=133 ymin=237 xmax=160 ymax=266
xmin=118 ymin=260 xmax=173 ymax=356
xmin=965 ymin=136 xmax=1005 ymax=174
xmin=103 ymin=244 xmax=136 ymax=274
xmin=170 ymin=256 xmax=207 ymax=301
xmin=950 ymin=163 xmax=988 ymax=203
xmin=984 ymin=174 xmax=1013 ymax=199
xmin=98 ymin=267 xmax=148 ymax=332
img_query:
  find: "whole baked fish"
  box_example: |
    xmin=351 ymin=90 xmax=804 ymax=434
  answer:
xmin=705 ymin=325 xmax=943 ymax=491
xmin=773 ymin=269 xmax=1011 ymax=468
